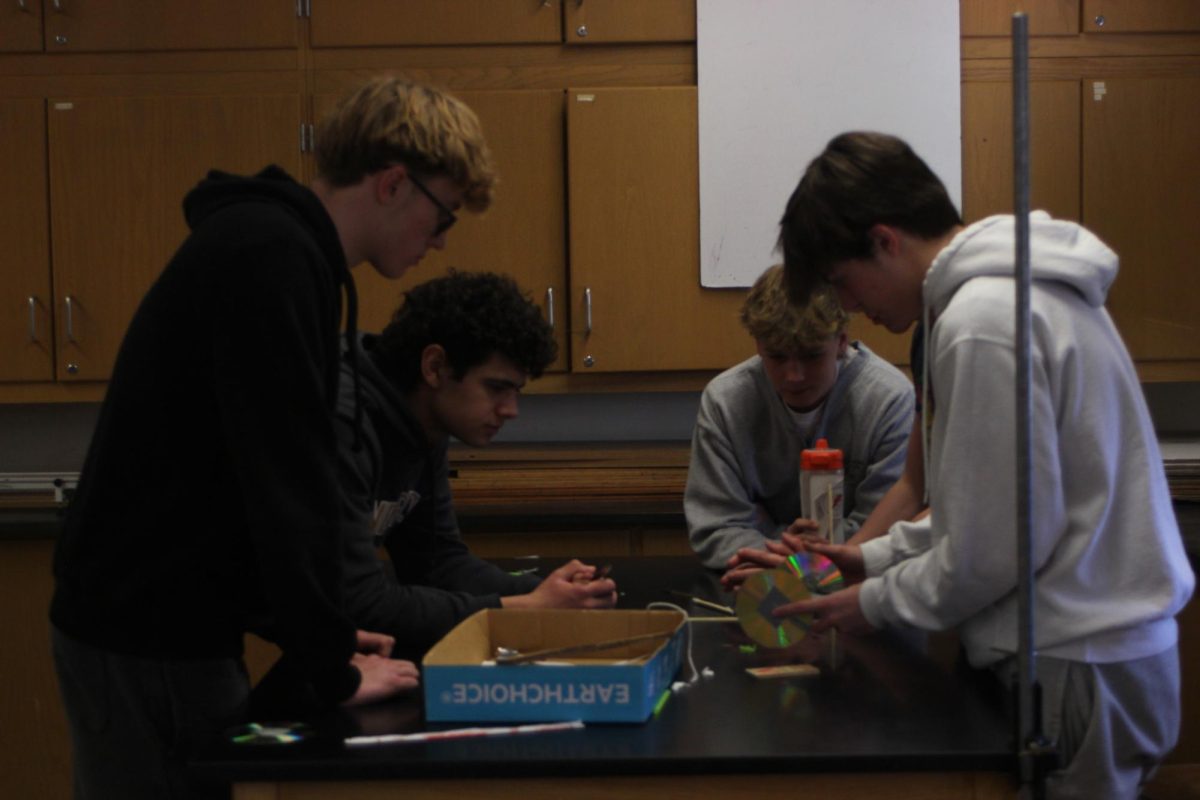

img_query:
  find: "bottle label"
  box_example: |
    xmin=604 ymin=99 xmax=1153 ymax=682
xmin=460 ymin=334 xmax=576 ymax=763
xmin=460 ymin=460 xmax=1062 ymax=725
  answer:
xmin=801 ymin=472 xmax=844 ymax=544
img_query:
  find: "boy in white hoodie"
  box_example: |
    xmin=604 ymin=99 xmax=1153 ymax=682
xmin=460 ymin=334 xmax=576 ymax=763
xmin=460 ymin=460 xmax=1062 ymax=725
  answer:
xmin=773 ymin=131 xmax=1194 ymax=800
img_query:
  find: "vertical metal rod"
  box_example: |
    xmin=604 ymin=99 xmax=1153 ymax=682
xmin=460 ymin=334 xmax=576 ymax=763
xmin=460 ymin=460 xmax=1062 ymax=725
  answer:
xmin=28 ymin=297 xmax=38 ymax=342
xmin=1012 ymin=13 xmax=1045 ymax=800
xmin=546 ymin=287 xmax=556 ymax=330
xmin=583 ymin=287 xmax=592 ymax=335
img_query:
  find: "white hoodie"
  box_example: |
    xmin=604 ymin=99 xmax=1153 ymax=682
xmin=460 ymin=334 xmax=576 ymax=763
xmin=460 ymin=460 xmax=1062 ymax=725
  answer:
xmin=859 ymin=212 xmax=1195 ymax=667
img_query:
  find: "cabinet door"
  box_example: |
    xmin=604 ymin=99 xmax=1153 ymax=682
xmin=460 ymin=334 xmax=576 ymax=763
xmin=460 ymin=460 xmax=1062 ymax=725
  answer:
xmin=43 ymin=0 xmax=297 ymax=52
xmin=564 ymin=0 xmax=695 ymax=44
xmin=960 ymin=0 xmax=1080 ymax=36
xmin=342 ymin=89 xmax=569 ymax=372
xmin=0 ymin=0 xmax=43 ymax=52
xmin=310 ymin=0 xmax=560 ymax=47
xmin=1082 ymin=0 xmax=1200 ymax=32
xmin=48 ymin=93 xmax=301 ymax=381
xmin=1082 ymin=77 xmax=1200 ymax=362
xmin=567 ymin=86 xmax=750 ymax=372
xmin=961 ymin=79 xmax=1081 ymax=223
xmin=0 ymin=98 xmax=53 ymax=382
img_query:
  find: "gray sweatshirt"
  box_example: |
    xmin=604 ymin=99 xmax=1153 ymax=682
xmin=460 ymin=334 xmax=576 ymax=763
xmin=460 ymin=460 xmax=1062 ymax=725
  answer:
xmin=685 ymin=343 xmax=914 ymax=568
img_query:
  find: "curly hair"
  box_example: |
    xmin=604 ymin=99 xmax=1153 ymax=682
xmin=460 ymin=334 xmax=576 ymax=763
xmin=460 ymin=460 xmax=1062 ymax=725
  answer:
xmin=740 ymin=264 xmax=848 ymax=354
xmin=315 ymin=75 xmax=496 ymax=212
xmin=374 ymin=271 xmax=557 ymax=391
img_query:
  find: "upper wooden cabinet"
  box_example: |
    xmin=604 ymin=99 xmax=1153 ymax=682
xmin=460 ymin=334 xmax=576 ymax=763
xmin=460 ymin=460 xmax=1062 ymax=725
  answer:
xmin=564 ymin=0 xmax=695 ymax=44
xmin=1082 ymin=0 xmax=1200 ymax=32
xmin=44 ymin=90 xmax=302 ymax=382
xmin=308 ymin=0 xmax=693 ymax=47
xmin=39 ymin=0 xmax=297 ymax=52
xmin=0 ymin=0 xmax=44 ymax=53
xmin=0 ymin=98 xmax=52 ymax=382
xmin=310 ymin=0 xmax=561 ymax=47
xmin=960 ymin=1 xmax=1080 ymax=36
xmin=567 ymin=86 xmax=746 ymax=372
xmin=961 ymin=80 xmax=1081 ymax=223
xmin=1082 ymin=76 xmax=1200 ymax=364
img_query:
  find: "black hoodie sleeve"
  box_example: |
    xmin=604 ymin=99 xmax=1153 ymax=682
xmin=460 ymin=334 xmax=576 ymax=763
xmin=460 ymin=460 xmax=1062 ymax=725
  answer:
xmin=209 ymin=219 xmax=358 ymax=704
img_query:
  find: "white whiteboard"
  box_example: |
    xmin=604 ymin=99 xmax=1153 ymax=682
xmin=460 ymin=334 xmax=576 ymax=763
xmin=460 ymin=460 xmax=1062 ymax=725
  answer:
xmin=698 ymin=0 xmax=961 ymax=287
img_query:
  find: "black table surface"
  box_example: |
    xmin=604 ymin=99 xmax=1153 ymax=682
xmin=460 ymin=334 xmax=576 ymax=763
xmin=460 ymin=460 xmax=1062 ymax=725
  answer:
xmin=191 ymin=556 xmax=1015 ymax=783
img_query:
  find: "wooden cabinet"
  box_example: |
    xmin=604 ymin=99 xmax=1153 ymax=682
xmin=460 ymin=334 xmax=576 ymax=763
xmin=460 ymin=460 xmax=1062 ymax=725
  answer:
xmin=961 ymin=80 xmax=1081 ymax=223
xmin=308 ymin=0 xmax=693 ymax=47
xmin=40 ymin=0 xmax=297 ymax=52
xmin=960 ymin=1 xmax=1080 ymax=36
xmin=567 ymin=86 xmax=746 ymax=371
xmin=564 ymin=0 xmax=695 ymax=44
xmin=43 ymin=90 xmax=302 ymax=382
xmin=0 ymin=538 xmax=71 ymax=800
xmin=0 ymin=84 xmax=303 ymax=386
xmin=961 ymin=0 xmax=1200 ymax=378
xmin=1082 ymin=76 xmax=1200 ymax=363
xmin=0 ymin=0 xmax=44 ymax=53
xmin=1082 ymin=0 xmax=1200 ymax=33
xmin=3 ymin=0 xmax=1200 ymax=393
xmin=310 ymin=0 xmax=560 ymax=47
xmin=0 ymin=98 xmax=52 ymax=382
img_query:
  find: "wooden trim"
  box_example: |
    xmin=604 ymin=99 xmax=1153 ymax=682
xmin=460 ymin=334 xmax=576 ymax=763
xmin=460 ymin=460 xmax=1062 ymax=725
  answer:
xmin=0 ymin=382 xmax=106 ymax=404
xmin=962 ymin=33 xmax=1200 ymax=60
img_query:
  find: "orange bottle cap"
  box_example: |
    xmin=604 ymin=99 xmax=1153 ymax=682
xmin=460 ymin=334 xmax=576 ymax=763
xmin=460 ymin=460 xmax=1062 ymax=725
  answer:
xmin=801 ymin=438 xmax=843 ymax=470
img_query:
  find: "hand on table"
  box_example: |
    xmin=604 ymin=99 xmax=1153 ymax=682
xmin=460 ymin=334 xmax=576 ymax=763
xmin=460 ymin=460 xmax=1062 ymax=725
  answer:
xmin=344 ymin=653 xmax=420 ymax=706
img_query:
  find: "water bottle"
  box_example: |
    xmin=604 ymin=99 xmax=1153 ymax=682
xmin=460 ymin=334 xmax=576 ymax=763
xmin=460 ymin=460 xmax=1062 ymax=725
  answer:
xmin=800 ymin=438 xmax=844 ymax=544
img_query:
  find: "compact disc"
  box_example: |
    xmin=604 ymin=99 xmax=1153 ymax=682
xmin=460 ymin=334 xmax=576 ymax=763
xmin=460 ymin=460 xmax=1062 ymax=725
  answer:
xmin=226 ymin=722 xmax=312 ymax=746
xmin=782 ymin=551 xmax=845 ymax=595
xmin=735 ymin=552 xmax=844 ymax=648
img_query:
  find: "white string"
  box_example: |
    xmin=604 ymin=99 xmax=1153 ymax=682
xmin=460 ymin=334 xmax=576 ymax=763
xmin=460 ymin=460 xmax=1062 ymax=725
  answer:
xmin=645 ymin=601 xmax=715 ymax=689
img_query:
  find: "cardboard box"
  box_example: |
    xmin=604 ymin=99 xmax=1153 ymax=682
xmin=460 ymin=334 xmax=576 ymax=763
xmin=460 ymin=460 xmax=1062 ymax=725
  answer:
xmin=423 ymin=608 xmax=687 ymax=723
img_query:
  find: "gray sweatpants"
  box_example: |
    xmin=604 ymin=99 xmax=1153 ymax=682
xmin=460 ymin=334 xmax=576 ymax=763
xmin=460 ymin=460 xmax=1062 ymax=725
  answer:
xmin=995 ymin=646 xmax=1181 ymax=800
xmin=52 ymin=625 xmax=250 ymax=800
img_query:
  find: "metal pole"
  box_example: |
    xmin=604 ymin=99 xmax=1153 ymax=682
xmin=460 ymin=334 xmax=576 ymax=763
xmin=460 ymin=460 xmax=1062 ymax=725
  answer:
xmin=1012 ymin=13 xmax=1053 ymax=800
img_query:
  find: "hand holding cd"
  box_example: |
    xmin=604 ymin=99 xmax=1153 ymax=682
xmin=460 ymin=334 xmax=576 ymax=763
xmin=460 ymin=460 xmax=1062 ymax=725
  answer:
xmin=735 ymin=552 xmax=844 ymax=648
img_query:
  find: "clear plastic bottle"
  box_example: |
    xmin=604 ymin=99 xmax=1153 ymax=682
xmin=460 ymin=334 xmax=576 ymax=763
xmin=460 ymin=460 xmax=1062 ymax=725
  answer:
xmin=800 ymin=438 xmax=844 ymax=544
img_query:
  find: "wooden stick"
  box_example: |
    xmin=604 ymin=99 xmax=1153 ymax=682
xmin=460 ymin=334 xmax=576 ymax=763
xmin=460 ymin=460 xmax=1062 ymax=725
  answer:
xmin=668 ymin=590 xmax=735 ymax=616
xmin=495 ymin=631 xmax=673 ymax=665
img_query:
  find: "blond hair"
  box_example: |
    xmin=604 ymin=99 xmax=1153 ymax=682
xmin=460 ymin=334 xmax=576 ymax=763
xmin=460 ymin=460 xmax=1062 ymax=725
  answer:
xmin=740 ymin=264 xmax=848 ymax=353
xmin=315 ymin=75 xmax=495 ymax=212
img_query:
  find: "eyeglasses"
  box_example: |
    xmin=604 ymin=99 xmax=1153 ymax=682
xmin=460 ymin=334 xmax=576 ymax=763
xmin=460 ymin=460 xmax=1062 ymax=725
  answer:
xmin=407 ymin=173 xmax=457 ymax=237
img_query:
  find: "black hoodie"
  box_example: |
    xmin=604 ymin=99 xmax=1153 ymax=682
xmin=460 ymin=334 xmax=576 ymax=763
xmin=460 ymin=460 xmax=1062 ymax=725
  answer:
xmin=335 ymin=334 xmax=540 ymax=663
xmin=51 ymin=166 xmax=361 ymax=706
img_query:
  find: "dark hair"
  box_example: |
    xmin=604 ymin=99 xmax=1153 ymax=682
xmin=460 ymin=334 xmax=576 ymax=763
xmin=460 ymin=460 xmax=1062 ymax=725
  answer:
xmin=374 ymin=270 xmax=557 ymax=391
xmin=778 ymin=131 xmax=962 ymax=301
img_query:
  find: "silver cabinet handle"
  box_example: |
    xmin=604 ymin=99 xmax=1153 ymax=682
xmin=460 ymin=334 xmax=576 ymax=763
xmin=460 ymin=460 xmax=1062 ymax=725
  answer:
xmin=27 ymin=296 xmax=37 ymax=342
xmin=546 ymin=287 xmax=555 ymax=330
xmin=52 ymin=0 xmax=63 ymax=10
xmin=583 ymin=287 xmax=592 ymax=335
xmin=64 ymin=295 xmax=76 ymax=342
